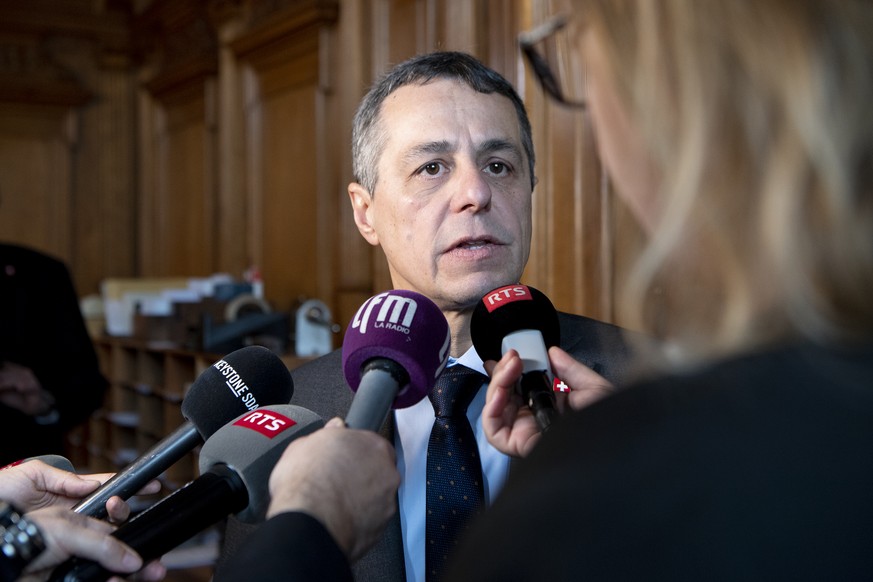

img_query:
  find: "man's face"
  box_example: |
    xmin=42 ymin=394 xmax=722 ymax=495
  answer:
xmin=349 ymin=79 xmax=533 ymax=314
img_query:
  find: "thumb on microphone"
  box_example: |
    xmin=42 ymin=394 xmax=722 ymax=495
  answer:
xmin=482 ymin=347 xmax=617 ymax=459
xmin=325 ymin=417 xmax=347 ymax=429
xmin=548 ymin=346 xmax=615 ymax=411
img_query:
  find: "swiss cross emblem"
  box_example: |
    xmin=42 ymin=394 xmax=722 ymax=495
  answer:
xmin=553 ymin=378 xmax=570 ymax=393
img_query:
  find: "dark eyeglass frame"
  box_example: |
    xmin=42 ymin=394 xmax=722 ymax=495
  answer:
xmin=518 ymin=15 xmax=587 ymax=109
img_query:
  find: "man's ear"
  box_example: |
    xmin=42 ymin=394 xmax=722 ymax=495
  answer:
xmin=348 ymin=182 xmax=379 ymax=246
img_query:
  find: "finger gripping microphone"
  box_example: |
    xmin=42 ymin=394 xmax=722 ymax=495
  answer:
xmin=73 ymin=345 xmax=294 ymax=519
xmin=471 ymin=284 xmax=561 ymax=432
xmin=342 ymin=290 xmax=451 ymax=431
xmin=50 ymin=404 xmax=324 ymax=582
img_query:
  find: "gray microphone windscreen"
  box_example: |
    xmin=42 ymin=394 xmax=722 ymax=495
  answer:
xmin=197 ymin=404 xmax=325 ymax=523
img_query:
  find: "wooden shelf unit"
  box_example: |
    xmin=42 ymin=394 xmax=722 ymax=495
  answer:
xmin=84 ymin=337 xmax=312 ymax=487
xmin=79 ymin=337 xmax=311 ymax=580
xmin=89 ymin=337 xmax=226 ymax=488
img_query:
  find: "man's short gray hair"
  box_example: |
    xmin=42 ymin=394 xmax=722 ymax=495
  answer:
xmin=351 ymin=51 xmax=536 ymax=194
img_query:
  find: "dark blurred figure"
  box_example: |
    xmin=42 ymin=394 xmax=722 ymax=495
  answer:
xmin=0 ymin=243 xmax=107 ymax=466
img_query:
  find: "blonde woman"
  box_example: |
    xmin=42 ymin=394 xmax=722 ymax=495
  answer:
xmin=459 ymin=1 xmax=873 ymax=579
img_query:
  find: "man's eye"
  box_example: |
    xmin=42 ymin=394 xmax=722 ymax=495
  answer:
xmin=487 ymin=162 xmax=509 ymax=175
xmin=423 ymin=163 xmax=442 ymax=175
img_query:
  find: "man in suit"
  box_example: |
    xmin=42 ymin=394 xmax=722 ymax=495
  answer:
xmin=217 ymin=51 xmax=629 ymax=582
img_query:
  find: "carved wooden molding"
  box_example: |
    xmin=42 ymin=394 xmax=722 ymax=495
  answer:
xmin=0 ymin=38 xmax=91 ymax=106
xmin=141 ymin=55 xmax=218 ymax=102
xmin=0 ymin=2 xmax=131 ymax=56
xmin=135 ymin=0 xmax=219 ymax=100
xmin=227 ymin=0 xmax=339 ymax=58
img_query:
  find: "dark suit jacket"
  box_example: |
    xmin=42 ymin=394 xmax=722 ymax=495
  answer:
xmin=448 ymin=339 xmax=873 ymax=581
xmin=0 ymin=243 xmax=108 ymax=465
xmin=216 ymin=312 xmax=631 ymax=581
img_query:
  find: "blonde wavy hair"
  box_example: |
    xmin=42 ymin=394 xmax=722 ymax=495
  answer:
xmin=576 ymin=0 xmax=873 ymax=366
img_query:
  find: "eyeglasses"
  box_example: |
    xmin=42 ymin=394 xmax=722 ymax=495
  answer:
xmin=519 ymin=15 xmax=587 ymax=109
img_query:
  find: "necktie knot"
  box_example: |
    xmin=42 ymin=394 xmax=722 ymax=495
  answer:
xmin=428 ymin=365 xmax=484 ymax=418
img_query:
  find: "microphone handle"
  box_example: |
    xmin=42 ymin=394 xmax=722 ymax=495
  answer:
xmin=50 ymin=465 xmax=247 ymax=582
xmin=345 ymin=359 xmax=408 ymax=431
xmin=519 ymin=370 xmax=557 ymax=433
xmin=73 ymin=422 xmax=202 ymax=519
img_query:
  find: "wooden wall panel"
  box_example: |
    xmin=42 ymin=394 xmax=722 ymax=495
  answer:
xmin=70 ymin=66 xmax=138 ymax=294
xmin=164 ymin=104 xmax=213 ymax=274
xmin=246 ymin=65 xmax=321 ymax=311
xmin=0 ymin=106 xmax=72 ymax=260
xmin=215 ymin=42 xmax=248 ymax=279
xmin=329 ymin=0 xmax=379 ymax=330
xmin=525 ymin=99 xmax=615 ymax=320
xmin=140 ymin=84 xmax=216 ymax=277
xmin=230 ymin=4 xmax=339 ymax=316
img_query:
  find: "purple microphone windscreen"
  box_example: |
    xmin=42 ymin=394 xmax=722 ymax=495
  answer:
xmin=182 ymin=345 xmax=294 ymax=439
xmin=470 ymin=284 xmax=561 ymax=362
xmin=342 ymin=290 xmax=450 ymax=409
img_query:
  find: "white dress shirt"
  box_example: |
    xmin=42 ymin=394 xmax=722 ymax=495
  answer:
xmin=394 ymin=347 xmax=511 ymax=582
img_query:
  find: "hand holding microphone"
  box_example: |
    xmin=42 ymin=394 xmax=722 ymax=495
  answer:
xmin=0 ymin=457 xmax=160 ymax=516
xmin=50 ymin=403 xmax=325 ymax=582
xmin=471 ymin=284 xmax=561 ymax=434
xmin=473 ymin=284 xmax=615 ymax=457
xmin=0 ymin=456 xmax=165 ymax=580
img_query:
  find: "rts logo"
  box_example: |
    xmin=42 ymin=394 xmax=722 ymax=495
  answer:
xmin=233 ymin=410 xmax=296 ymax=439
xmin=351 ymin=292 xmax=417 ymax=335
xmin=483 ymin=285 xmax=533 ymax=312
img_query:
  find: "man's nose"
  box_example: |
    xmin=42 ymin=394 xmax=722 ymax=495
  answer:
xmin=451 ymin=163 xmax=492 ymax=213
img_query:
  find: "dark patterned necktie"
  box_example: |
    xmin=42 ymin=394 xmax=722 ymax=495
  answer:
xmin=425 ymin=365 xmax=487 ymax=582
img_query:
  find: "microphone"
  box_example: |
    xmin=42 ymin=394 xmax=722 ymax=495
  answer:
xmin=72 ymin=345 xmax=294 ymax=519
xmin=342 ymin=290 xmax=450 ymax=431
xmin=49 ymin=404 xmax=324 ymax=582
xmin=470 ymin=284 xmax=561 ymax=432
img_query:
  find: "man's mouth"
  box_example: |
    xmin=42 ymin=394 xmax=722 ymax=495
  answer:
xmin=449 ymin=234 xmax=504 ymax=251
xmin=457 ymin=239 xmax=491 ymax=250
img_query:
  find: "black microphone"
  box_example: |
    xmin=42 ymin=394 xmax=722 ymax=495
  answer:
xmin=342 ymin=290 xmax=450 ymax=431
xmin=72 ymin=345 xmax=294 ymax=519
xmin=470 ymin=284 xmax=561 ymax=432
xmin=49 ymin=404 xmax=324 ymax=582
